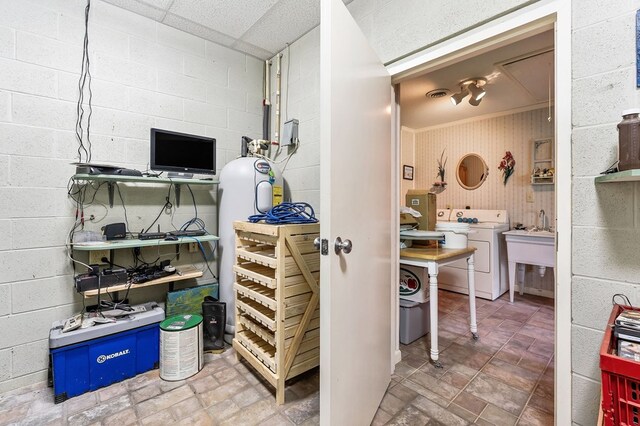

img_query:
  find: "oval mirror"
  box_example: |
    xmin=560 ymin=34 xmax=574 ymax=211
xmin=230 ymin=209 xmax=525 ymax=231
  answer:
xmin=456 ymin=153 xmax=489 ymax=190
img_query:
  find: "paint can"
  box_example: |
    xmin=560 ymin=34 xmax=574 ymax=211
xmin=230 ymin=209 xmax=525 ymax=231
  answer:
xmin=159 ymin=314 xmax=203 ymax=381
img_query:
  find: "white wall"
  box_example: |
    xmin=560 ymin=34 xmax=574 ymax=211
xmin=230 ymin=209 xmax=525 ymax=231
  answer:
xmin=0 ymin=0 xmax=262 ymax=392
xmin=570 ymin=2 xmax=640 ymax=425
xmin=408 ymin=108 xmax=555 ymax=295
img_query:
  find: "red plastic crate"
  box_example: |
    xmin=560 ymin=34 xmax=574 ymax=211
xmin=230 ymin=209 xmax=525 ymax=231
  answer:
xmin=601 ymin=305 xmax=640 ymax=426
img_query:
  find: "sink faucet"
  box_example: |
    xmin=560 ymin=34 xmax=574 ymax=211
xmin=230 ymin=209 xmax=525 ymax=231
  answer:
xmin=538 ymin=209 xmax=548 ymax=231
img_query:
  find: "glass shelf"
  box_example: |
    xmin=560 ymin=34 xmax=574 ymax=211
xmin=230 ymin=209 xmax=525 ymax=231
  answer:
xmin=71 ymin=234 xmax=219 ymax=251
xmin=595 ymin=169 xmax=640 ymax=183
xmin=71 ymin=174 xmax=218 ymax=207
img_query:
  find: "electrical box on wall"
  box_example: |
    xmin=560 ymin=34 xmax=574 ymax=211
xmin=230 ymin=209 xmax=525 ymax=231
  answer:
xmin=281 ymin=119 xmax=299 ymax=147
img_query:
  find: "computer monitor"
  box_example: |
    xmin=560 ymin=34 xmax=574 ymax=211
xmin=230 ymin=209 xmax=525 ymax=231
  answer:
xmin=150 ymin=128 xmax=216 ymax=176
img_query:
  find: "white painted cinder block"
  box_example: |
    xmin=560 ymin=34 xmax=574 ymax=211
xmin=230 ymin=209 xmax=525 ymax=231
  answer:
xmin=184 ymin=55 xmax=228 ymax=86
xmin=0 ymin=220 xmax=11 ymax=251
xmin=227 ymin=109 xmax=262 ymax=136
xmin=157 ymin=24 xmax=206 ymax=57
xmin=0 ymin=0 xmax=58 ymax=38
xmin=228 ymin=58 xmax=263 ymax=94
xmin=573 ymin=227 xmax=640 ymax=283
xmin=206 ymin=41 xmax=247 ymax=71
xmin=0 ymin=26 xmax=15 ymax=59
xmin=11 ymin=218 xmax=73 ymax=250
xmin=0 ymin=90 xmax=9 ymax=123
xmin=207 ymin=85 xmax=247 ymax=112
xmin=90 ymin=107 xmax=156 ymax=140
xmin=571 ymin=374 xmax=600 ymax=426
xmin=9 ymin=157 xmax=72 ymax=189
xmin=0 ymin=247 xmax=70 ymax=285
xmin=128 ymin=88 xmax=184 ymax=121
xmin=154 ymin=118 xmax=206 ymax=137
xmin=12 ymin=275 xmax=79 ymax=314
xmin=572 ymin=67 xmax=635 ymax=128
xmin=572 ymin=276 xmax=638 ymax=329
xmin=11 ymin=340 xmax=49 ymax=377
xmin=17 ymin=31 xmax=82 ymax=74
xmin=58 ymin=13 xmax=131 ymax=60
xmin=92 ymin=53 xmax=157 ymax=91
xmin=58 ymin=72 xmax=129 ymax=111
xmin=0 ymin=284 xmax=10 ymax=317
xmin=0 ymin=349 xmax=10 ymax=381
xmin=0 ymin=304 xmax=79 ymax=349
xmin=91 ymin=0 xmax=157 ymax=40
xmin=0 ymin=188 xmax=69 ymax=220
xmin=0 ymin=155 xmax=7 ymax=187
xmin=572 ymin=125 xmax=618 ymax=177
xmin=0 ymin=58 xmax=57 ymax=99
xmin=130 ymin=36 xmax=184 ymax=75
xmin=88 ymin=135 xmax=131 ymax=164
xmin=157 ymin=70 xmax=207 ymax=102
xmin=0 ymin=123 xmax=76 ymax=160
xmin=572 ymin=0 xmax=640 ymax=29
xmin=12 ymin=94 xmax=76 ymax=130
xmin=572 ymin=13 xmax=635 ymax=80
xmin=571 ymin=325 xmax=604 ymax=381
xmin=572 ymin=177 xmax=634 ymax=228
xmin=184 ymin=100 xmax=227 ymax=127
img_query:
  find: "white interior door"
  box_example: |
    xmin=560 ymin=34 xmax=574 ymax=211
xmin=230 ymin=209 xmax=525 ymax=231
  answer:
xmin=319 ymin=0 xmax=393 ymax=424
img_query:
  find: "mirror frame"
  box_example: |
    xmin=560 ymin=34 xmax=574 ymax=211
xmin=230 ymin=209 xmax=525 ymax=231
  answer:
xmin=456 ymin=153 xmax=489 ymax=190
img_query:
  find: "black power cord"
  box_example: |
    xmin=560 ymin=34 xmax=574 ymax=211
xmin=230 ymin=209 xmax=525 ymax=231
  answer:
xmin=75 ymin=0 xmax=93 ymax=163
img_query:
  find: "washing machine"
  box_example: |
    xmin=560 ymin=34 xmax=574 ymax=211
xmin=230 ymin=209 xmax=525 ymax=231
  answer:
xmin=436 ymin=209 xmax=510 ymax=300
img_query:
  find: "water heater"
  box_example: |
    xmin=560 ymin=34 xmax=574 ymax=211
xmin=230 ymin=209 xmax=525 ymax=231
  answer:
xmin=218 ymin=157 xmax=283 ymax=331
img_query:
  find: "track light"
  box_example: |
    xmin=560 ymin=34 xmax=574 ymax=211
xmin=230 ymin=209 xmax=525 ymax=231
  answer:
xmin=450 ymin=87 xmax=469 ymax=105
xmin=450 ymin=77 xmax=487 ymax=107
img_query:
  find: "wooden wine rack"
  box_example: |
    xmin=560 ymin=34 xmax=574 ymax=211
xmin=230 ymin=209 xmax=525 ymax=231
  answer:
xmin=231 ymin=221 xmax=320 ymax=405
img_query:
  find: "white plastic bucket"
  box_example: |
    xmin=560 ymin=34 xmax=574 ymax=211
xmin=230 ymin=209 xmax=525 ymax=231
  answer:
xmin=435 ymin=222 xmax=470 ymax=249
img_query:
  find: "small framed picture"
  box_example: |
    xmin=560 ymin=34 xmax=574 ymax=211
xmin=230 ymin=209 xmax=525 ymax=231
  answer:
xmin=403 ymin=165 xmax=414 ymax=180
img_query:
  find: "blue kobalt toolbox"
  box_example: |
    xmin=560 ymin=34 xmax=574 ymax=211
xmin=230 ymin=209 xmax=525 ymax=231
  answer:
xmin=49 ymin=305 xmax=164 ymax=403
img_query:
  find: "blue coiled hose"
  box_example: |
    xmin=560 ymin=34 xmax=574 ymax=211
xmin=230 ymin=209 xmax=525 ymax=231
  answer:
xmin=248 ymin=202 xmax=318 ymax=224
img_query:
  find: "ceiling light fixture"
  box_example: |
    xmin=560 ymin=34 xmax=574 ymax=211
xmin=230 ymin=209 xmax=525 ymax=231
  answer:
xmin=450 ymin=77 xmax=487 ymax=107
xmin=450 ymin=87 xmax=469 ymax=105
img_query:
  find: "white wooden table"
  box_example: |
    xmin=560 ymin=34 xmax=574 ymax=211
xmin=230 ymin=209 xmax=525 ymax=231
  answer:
xmin=400 ymin=246 xmax=478 ymax=368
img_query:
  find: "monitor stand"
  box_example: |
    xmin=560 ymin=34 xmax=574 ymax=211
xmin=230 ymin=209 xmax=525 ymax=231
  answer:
xmin=167 ymin=172 xmax=194 ymax=179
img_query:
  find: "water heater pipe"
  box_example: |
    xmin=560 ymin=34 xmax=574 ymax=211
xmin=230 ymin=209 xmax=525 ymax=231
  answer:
xmin=273 ymin=53 xmax=282 ymax=146
xmin=263 ymin=60 xmax=271 ymax=144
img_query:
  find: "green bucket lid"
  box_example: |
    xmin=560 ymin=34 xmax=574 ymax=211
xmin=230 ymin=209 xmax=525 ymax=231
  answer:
xmin=160 ymin=314 xmax=202 ymax=331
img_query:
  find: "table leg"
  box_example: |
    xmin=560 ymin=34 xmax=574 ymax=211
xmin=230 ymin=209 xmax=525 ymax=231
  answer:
xmin=508 ymin=261 xmax=516 ymax=303
xmin=428 ymin=262 xmax=441 ymax=368
xmin=467 ymin=254 xmax=478 ymax=340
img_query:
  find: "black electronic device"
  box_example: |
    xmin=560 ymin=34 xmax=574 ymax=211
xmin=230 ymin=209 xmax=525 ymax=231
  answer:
xmin=102 ymin=223 xmax=127 ymax=240
xmin=168 ymin=229 xmax=206 ymax=237
xmin=138 ymin=232 xmax=167 ymax=240
xmin=150 ymin=128 xmax=216 ymax=176
xmin=130 ymin=262 xmax=175 ymax=284
xmin=74 ymin=163 xmax=142 ymax=177
xmin=74 ymin=268 xmax=128 ymax=292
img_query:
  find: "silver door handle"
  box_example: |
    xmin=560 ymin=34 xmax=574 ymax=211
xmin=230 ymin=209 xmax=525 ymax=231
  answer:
xmin=334 ymin=237 xmax=352 ymax=254
xmin=314 ymin=237 xmax=321 ymax=250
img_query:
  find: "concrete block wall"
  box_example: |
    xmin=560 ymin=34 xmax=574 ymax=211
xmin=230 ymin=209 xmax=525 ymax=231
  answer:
xmin=571 ymin=2 xmax=640 ymax=424
xmin=0 ymin=0 xmax=262 ymax=392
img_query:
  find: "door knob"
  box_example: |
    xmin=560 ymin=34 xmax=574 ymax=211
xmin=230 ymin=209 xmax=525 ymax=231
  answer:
xmin=313 ymin=237 xmax=321 ymax=250
xmin=334 ymin=237 xmax=352 ymax=254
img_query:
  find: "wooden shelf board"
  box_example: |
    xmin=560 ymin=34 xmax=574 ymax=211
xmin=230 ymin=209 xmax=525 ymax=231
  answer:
xmin=73 ymin=174 xmax=218 ymax=185
xmin=82 ymin=265 xmax=202 ymax=298
xmin=72 ymin=234 xmax=219 ymax=251
xmin=595 ymin=169 xmax=640 ymax=183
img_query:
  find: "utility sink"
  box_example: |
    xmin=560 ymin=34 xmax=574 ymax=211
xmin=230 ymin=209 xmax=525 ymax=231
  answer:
xmin=503 ymin=230 xmax=555 ymax=302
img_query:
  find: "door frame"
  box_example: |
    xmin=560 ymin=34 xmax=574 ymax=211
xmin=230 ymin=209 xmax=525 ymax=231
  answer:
xmin=385 ymin=1 xmax=571 ymax=424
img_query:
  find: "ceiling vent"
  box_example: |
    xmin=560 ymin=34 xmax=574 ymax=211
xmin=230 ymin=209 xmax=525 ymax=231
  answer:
xmin=426 ymin=89 xmax=450 ymax=99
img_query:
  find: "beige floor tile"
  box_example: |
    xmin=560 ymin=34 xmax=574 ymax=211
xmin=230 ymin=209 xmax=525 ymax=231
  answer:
xmin=170 ymin=396 xmax=204 ymax=420
xmin=136 ymin=385 xmax=193 ymax=419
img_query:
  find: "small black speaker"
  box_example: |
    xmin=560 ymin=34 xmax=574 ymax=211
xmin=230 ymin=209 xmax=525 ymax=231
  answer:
xmin=102 ymin=223 xmax=126 ymax=240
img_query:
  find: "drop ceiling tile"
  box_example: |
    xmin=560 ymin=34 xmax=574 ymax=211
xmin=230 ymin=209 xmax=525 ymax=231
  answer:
xmin=136 ymin=0 xmax=174 ymax=10
xmin=100 ymin=0 xmax=167 ymax=21
xmin=162 ymin=12 xmax=236 ymax=47
xmin=240 ymin=0 xmax=319 ymax=55
xmin=230 ymin=39 xmax=274 ymax=60
xmin=167 ymin=0 xmax=279 ymax=39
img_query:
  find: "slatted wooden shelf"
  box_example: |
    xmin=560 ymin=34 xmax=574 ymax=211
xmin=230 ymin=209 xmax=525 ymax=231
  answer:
xmin=232 ymin=221 xmax=320 ymax=405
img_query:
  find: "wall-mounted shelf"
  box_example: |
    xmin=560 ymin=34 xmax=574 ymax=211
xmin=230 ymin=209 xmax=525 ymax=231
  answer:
xmin=71 ymin=234 xmax=219 ymax=251
xmin=595 ymin=169 xmax=640 ymax=183
xmin=531 ymin=138 xmax=554 ymax=185
xmin=71 ymin=174 xmax=218 ymax=207
xmin=82 ymin=265 xmax=202 ymax=298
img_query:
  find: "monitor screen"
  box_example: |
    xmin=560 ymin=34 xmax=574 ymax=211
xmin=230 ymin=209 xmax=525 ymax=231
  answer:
xmin=150 ymin=128 xmax=216 ymax=175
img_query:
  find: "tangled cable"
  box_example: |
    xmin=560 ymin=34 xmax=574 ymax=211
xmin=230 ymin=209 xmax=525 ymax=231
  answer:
xmin=248 ymin=202 xmax=318 ymax=224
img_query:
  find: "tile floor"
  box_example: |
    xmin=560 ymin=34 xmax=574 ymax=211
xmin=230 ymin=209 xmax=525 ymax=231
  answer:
xmin=0 ymin=291 xmax=554 ymax=426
